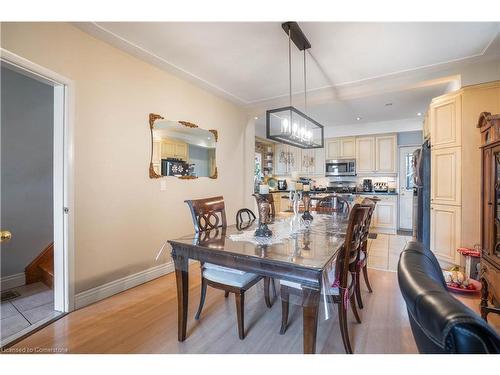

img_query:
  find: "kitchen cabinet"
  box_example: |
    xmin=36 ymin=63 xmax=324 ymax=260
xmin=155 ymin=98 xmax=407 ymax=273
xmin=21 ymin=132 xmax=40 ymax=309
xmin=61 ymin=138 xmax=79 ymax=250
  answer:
xmin=431 ymin=146 xmax=461 ymax=206
xmin=300 ymin=148 xmax=325 ymax=176
xmin=369 ymin=195 xmax=397 ymax=234
xmin=375 ymin=135 xmax=397 ymax=173
xmin=429 ymin=93 xmax=462 ymax=149
xmin=355 ymin=137 xmax=376 ymax=173
xmin=161 ymin=138 xmax=189 ymax=160
xmin=430 ymin=204 xmax=461 ymax=265
xmin=326 ymin=137 xmax=355 ymax=159
xmin=355 ymin=134 xmax=396 ymax=174
xmin=274 ymin=144 xmax=300 ymax=176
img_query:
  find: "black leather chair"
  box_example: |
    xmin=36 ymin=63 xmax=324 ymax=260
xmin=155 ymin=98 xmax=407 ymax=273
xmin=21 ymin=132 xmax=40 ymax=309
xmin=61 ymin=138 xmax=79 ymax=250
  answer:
xmin=398 ymin=240 xmax=500 ymax=353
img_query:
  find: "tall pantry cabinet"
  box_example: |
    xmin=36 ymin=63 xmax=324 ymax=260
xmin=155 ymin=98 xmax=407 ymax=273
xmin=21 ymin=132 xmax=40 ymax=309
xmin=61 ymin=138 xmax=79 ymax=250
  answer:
xmin=429 ymin=81 xmax=500 ymax=267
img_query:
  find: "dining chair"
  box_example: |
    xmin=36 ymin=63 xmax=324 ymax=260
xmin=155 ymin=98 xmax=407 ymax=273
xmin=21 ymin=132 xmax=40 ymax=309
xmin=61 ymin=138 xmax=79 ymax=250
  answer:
xmin=279 ymin=204 xmax=370 ymax=353
xmin=315 ymin=194 xmax=350 ymax=215
xmin=184 ymin=196 xmax=273 ymax=339
xmin=354 ymin=198 xmax=376 ymax=309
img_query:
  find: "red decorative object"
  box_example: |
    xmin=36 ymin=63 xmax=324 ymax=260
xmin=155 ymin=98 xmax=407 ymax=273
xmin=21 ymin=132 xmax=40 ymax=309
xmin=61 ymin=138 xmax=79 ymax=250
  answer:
xmin=447 ymin=279 xmax=482 ymax=294
xmin=457 ymin=247 xmax=481 ymax=257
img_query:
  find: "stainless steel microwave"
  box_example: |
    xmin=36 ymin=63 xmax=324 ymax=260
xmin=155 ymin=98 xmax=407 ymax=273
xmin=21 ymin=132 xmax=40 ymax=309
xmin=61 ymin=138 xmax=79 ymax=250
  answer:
xmin=325 ymin=159 xmax=356 ymax=176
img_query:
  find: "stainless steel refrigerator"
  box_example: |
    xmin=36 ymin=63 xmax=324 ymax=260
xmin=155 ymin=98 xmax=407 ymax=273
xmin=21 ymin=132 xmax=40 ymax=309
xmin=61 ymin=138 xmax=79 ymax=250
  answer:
xmin=412 ymin=140 xmax=431 ymax=249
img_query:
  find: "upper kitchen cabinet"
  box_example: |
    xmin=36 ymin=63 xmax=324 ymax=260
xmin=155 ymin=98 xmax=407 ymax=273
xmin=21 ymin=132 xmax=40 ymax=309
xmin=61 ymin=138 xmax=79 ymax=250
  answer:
xmin=356 ymin=134 xmax=396 ymax=174
xmin=355 ymin=136 xmax=375 ymax=172
xmin=429 ymin=92 xmax=462 ymax=149
xmin=326 ymin=137 xmax=355 ymax=159
xmin=431 ymin=146 xmax=462 ymax=206
xmin=274 ymin=143 xmax=300 ymax=176
xmin=301 ymin=147 xmax=325 ymax=176
xmin=375 ymin=134 xmax=397 ymax=173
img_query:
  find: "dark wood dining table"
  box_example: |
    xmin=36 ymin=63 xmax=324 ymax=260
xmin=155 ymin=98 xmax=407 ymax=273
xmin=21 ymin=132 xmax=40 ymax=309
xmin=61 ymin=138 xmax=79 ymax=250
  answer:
xmin=168 ymin=213 xmax=348 ymax=354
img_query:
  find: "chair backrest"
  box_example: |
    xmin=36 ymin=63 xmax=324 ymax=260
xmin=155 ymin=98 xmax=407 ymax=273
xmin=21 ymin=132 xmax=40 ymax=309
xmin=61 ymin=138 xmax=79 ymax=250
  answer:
xmin=184 ymin=196 xmax=227 ymax=232
xmin=236 ymin=208 xmax=256 ymax=230
xmin=336 ymin=204 xmax=370 ymax=288
xmin=360 ymin=198 xmax=376 ymax=242
xmin=398 ymin=241 xmax=500 ymax=353
xmin=316 ymin=194 xmax=350 ymax=215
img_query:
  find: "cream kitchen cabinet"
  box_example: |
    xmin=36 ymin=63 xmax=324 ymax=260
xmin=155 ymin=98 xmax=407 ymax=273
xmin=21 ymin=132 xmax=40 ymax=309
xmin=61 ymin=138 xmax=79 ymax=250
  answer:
xmin=326 ymin=137 xmax=355 ymax=159
xmin=152 ymin=140 xmax=161 ymax=175
xmin=375 ymin=135 xmax=397 ymax=173
xmin=431 ymin=146 xmax=461 ymax=206
xmin=300 ymin=148 xmax=325 ymax=176
xmin=161 ymin=138 xmax=189 ymax=160
xmin=274 ymin=144 xmax=300 ymax=176
xmin=430 ymin=204 xmax=461 ymax=265
xmin=429 ymin=93 xmax=462 ymax=150
xmin=369 ymin=195 xmax=397 ymax=234
xmin=355 ymin=136 xmax=376 ymax=172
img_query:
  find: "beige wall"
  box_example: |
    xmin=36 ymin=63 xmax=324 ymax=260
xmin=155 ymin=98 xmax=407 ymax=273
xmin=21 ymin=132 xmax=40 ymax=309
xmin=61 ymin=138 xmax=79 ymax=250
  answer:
xmin=1 ymin=22 xmax=249 ymax=293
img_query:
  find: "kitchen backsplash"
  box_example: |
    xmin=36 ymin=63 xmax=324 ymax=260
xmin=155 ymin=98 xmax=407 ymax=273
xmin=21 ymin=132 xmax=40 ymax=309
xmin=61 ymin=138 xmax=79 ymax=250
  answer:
xmin=274 ymin=175 xmax=399 ymax=190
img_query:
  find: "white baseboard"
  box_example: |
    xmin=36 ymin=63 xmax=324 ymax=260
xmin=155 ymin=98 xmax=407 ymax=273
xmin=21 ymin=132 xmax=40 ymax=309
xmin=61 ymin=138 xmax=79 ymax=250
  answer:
xmin=74 ymin=262 xmax=174 ymax=309
xmin=1 ymin=273 xmax=26 ymax=290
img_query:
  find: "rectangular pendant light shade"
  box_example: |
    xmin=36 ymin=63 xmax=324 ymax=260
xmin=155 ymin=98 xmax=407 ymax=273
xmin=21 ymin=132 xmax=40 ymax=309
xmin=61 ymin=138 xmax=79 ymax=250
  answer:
xmin=266 ymin=106 xmax=324 ymax=149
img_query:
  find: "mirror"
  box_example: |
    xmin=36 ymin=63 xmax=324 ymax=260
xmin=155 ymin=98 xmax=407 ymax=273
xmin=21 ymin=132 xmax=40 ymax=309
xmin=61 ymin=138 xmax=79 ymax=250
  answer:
xmin=149 ymin=113 xmax=218 ymax=179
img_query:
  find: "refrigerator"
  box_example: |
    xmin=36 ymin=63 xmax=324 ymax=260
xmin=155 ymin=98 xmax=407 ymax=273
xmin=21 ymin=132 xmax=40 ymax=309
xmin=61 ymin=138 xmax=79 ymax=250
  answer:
xmin=412 ymin=140 xmax=431 ymax=249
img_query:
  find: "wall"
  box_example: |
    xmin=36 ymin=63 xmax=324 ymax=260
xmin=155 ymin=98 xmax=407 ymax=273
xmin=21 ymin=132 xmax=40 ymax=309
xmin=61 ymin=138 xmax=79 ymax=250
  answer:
xmin=1 ymin=23 xmax=249 ymax=293
xmin=397 ymin=130 xmax=423 ymax=146
xmin=1 ymin=66 xmax=54 ymax=277
xmin=323 ymin=118 xmax=422 ymax=138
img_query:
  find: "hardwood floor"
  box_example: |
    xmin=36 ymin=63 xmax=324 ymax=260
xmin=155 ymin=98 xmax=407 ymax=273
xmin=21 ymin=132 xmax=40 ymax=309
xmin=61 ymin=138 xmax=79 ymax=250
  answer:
xmin=9 ymin=264 xmax=498 ymax=354
xmin=8 ymin=266 xmax=415 ymax=354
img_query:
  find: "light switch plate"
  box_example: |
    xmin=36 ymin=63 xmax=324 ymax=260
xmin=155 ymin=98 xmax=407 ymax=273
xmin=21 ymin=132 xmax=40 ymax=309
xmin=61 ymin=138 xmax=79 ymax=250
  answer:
xmin=160 ymin=179 xmax=167 ymax=191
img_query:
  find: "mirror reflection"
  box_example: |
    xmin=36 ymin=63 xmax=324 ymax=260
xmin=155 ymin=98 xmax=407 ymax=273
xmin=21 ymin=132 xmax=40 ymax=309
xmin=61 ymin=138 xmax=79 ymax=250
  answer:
xmin=150 ymin=118 xmax=217 ymax=179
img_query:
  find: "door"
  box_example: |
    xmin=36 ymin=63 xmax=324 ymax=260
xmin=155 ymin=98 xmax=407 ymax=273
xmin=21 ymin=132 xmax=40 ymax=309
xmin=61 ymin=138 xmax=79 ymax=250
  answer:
xmin=326 ymin=138 xmax=341 ymax=159
xmin=431 ymin=146 xmax=462 ymax=206
xmin=340 ymin=137 xmax=356 ymax=159
xmin=399 ymin=146 xmax=419 ymax=230
xmin=375 ymin=135 xmax=397 ymax=173
xmin=430 ymin=204 xmax=461 ymax=265
xmin=356 ymin=136 xmax=375 ymax=173
xmin=430 ymin=93 xmax=462 ymax=149
xmin=1 ymin=60 xmax=70 ymax=346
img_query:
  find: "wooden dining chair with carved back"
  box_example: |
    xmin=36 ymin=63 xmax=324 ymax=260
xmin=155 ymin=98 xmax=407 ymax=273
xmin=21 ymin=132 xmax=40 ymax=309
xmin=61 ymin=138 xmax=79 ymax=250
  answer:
xmin=354 ymin=198 xmax=376 ymax=309
xmin=184 ymin=196 xmax=273 ymax=340
xmin=279 ymin=204 xmax=370 ymax=354
xmin=315 ymin=194 xmax=350 ymax=215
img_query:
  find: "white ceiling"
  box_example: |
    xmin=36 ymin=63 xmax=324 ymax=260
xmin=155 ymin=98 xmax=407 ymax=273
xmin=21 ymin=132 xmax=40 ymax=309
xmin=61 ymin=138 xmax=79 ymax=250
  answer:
xmin=76 ymin=22 xmax=499 ymax=127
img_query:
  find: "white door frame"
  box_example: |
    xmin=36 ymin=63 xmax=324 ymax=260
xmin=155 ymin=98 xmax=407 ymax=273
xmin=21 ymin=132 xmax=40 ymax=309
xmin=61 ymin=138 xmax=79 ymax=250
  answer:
xmin=1 ymin=48 xmax=75 ymax=312
xmin=398 ymin=144 xmax=420 ymax=230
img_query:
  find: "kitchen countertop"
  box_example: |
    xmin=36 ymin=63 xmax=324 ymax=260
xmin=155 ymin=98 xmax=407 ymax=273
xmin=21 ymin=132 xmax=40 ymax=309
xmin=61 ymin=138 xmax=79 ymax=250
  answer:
xmin=264 ymin=190 xmax=398 ymax=196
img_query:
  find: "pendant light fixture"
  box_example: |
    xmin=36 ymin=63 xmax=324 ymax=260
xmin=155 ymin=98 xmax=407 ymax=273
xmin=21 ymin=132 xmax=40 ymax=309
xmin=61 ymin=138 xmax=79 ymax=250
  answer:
xmin=266 ymin=22 xmax=324 ymax=149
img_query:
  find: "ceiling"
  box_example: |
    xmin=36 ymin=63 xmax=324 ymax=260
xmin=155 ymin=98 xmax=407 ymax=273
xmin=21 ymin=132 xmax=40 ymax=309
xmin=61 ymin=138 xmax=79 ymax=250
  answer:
xmin=77 ymin=22 xmax=499 ymax=127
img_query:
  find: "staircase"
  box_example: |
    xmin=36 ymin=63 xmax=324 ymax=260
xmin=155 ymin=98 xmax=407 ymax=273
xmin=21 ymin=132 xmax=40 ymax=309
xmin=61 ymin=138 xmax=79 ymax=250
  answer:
xmin=25 ymin=243 xmax=54 ymax=289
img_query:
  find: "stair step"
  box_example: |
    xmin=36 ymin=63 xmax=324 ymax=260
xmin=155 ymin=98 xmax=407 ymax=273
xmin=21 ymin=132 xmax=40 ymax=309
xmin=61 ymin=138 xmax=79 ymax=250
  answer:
xmin=39 ymin=258 xmax=54 ymax=289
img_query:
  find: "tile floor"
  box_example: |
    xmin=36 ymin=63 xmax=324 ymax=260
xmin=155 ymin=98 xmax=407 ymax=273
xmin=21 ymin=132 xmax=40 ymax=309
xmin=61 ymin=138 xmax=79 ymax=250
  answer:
xmin=367 ymin=233 xmax=413 ymax=272
xmin=1 ymin=282 xmax=58 ymax=342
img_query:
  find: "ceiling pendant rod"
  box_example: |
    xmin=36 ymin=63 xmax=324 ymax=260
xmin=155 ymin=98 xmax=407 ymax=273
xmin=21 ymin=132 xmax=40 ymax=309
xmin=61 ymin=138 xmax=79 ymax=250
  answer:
xmin=303 ymin=49 xmax=307 ymax=114
xmin=288 ymin=28 xmax=292 ymax=108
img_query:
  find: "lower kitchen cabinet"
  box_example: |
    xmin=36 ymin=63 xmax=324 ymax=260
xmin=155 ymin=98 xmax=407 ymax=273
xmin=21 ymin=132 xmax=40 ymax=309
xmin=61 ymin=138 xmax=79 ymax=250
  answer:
xmin=360 ymin=194 xmax=397 ymax=234
xmin=430 ymin=204 xmax=461 ymax=266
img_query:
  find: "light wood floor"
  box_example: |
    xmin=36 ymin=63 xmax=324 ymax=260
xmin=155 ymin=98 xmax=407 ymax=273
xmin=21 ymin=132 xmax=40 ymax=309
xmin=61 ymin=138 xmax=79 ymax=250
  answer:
xmin=9 ymin=265 xmax=498 ymax=354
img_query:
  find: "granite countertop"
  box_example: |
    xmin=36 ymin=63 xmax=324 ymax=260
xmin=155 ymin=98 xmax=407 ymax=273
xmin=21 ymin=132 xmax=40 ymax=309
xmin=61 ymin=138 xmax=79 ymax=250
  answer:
xmin=264 ymin=190 xmax=398 ymax=196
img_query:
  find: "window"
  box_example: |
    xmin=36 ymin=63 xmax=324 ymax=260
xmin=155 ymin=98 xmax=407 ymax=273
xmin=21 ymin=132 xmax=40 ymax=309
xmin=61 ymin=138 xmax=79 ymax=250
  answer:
xmin=405 ymin=152 xmax=414 ymax=190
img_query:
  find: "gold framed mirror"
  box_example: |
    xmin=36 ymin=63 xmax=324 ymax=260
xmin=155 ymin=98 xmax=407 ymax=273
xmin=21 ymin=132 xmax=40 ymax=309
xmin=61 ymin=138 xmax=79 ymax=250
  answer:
xmin=149 ymin=113 xmax=218 ymax=179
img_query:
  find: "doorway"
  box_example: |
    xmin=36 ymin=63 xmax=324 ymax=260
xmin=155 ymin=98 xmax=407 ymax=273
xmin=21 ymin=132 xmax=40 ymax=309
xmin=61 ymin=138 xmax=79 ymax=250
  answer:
xmin=0 ymin=50 xmax=73 ymax=347
xmin=398 ymin=145 xmax=419 ymax=231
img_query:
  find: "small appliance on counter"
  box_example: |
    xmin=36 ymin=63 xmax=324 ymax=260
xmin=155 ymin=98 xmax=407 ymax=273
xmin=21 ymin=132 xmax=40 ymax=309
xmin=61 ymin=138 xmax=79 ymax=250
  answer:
xmin=161 ymin=158 xmax=190 ymax=177
xmin=373 ymin=182 xmax=388 ymax=192
xmin=278 ymin=179 xmax=288 ymax=190
xmin=362 ymin=179 xmax=373 ymax=192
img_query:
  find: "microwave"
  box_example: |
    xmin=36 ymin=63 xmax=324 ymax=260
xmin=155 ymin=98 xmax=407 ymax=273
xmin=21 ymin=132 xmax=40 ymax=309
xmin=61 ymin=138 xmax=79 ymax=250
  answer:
xmin=325 ymin=159 xmax=356 ymax=176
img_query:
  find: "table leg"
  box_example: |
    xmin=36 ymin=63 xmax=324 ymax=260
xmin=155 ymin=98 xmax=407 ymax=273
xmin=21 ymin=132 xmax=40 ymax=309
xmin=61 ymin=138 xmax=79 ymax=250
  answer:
xmin=302 ymin=288 xmax=320 ymax=354
xmin=172 ymin=249 xmax=189 ymax=341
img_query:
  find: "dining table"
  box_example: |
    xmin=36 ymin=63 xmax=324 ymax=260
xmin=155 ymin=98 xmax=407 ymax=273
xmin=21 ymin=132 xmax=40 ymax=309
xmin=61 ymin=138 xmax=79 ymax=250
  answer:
xmin=168 ymin=212 xmax=349 ymax=354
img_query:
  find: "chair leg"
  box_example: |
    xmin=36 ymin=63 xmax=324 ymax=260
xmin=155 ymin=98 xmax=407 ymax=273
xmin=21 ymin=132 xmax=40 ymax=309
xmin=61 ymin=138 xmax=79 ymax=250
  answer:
xmin=224 ymin=291 xmax=229 ymax=298
xmin=338 ymin=296 xmax=353 ymax=354
xmin=235 ymin=291 xmax=245 ymax=340
xmin=264 ymin=277 xmax=272 ymax=308
xmin=362 ymin=265 xmax=373 ymax=293
xmin=271 ymin=278 xmax=277 ymax=298
xmin=355 ymin=270 xmax=364 ymax=309
xmin=195 ymin=277 xmax=207 ymax=320
xmin=280 ymin=285 xmax=289 ymax=335
xmin=350 ymin=293 xmax=361 ymax=324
